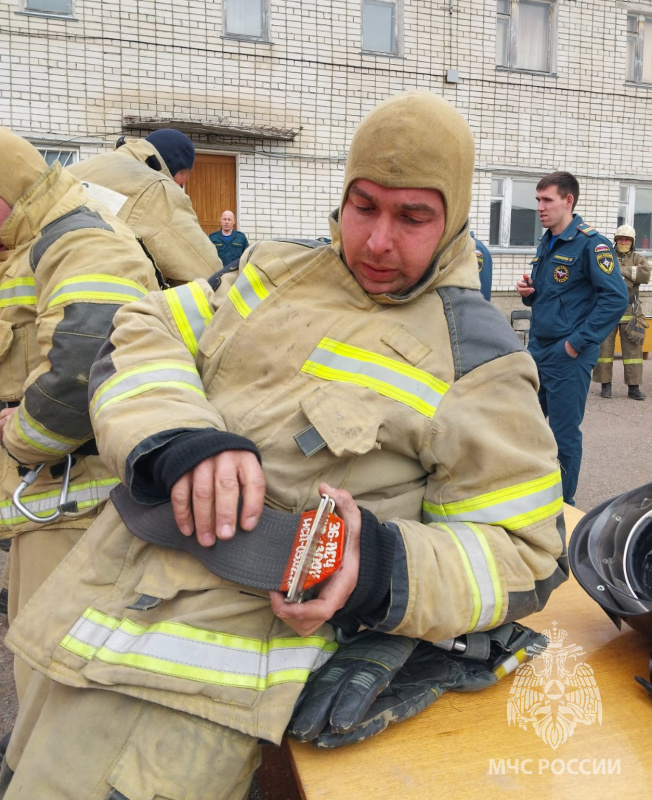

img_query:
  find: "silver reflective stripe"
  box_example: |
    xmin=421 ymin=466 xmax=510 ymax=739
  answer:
xmin=422 ymin=480 xmax=562 ymax=528
xmin=0 ymin=278 xmax=36 ymax=306
xmin=91 ymin=363 xmax=206 ymax=418
xmin=164 ymin=283 xmax=213 ymax=356
xmin=15 ymin=406 xmax=76 ymax=455
xmin=444 ymin=522 xmax=500 ymax=632
xmin=0 ymin=479 xmax=118 ymax=526
xmin=228 ymin=263 xmax=269 ymax=318
xmin=63 ymin=609 xmax=336 ymax=689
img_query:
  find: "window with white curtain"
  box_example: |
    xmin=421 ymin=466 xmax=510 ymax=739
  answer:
xmin=24 ymin=0 xmax=72 ymax=15
xmin=224 ymin=0 xmax=267 ymax=40
xmin=627 ymin=14 xmax=652 ymax=84
xmin=490 ymin=176 xmax=543 ymax=248
xmin=362 ymin=0 xmax=401 ymax=55
xmin=497 ymin=0 xmax=554 ymax=74
xmin=618 ymin=184 xmax=652 ymax=250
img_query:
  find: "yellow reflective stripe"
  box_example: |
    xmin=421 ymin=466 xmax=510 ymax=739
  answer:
xmin=14 ymin=405 xmax=79 ymax=456
xmin=597 ymin=357 xmax=613 ymax=364
xmin=164 ymin=282 xmax=213 ymax=357
xmin=61 ymin=607 xmax=338 ymax=690
xmin=422 ymin=470 xmax=563 ymax=530
xmin=91 ymin=362 xmax=206 ymax=418
xmin=227 ymin=262 xmax=270 ymax=319
xmin=621 ymin=315 xmax=634 ymax=322
xmin=301 ymin=338 xmax=449 ymax=417
xmin=442 ymin=523 xmax=482 ymax=630
xmin=623 ymin=358 xmax=643 ymax=365
xmin=47 ymin=275 xmax=148 ymax=307
xmin=493 ymin=645 xmax=532 ymax=681
xmin=0 ymin=277 xmax=37 ymax=307
xmin=467 ymin=522 xmax=503 ymax=629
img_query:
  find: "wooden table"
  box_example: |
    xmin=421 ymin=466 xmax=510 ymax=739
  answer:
xmin=266 ymin=506 xmax=652 ymax=800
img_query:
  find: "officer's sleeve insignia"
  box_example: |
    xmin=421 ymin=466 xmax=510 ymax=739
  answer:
xmin=597 ymin=254 xmax=614 ymax=274
xmin=476 ymin=250 xmax=483 ymax=272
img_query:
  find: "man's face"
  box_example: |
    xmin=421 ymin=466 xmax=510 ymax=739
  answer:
xmin=0 ymin=198 xmax=12 ymax=252
xmin=615 ymin=236 xmax=634 ymax=253
xmin=221 ymin=212 xmax=235 ymax=233
xmin=536 ymin=185 xmax=574 ymax=234
xmin=341 ymin=179 xmax=446 ymax=295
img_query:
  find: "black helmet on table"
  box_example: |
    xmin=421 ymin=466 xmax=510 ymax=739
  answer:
xmin=569 ymin=483 xmax=652 ymax=696
xmin=569 ymin=482 xmax=652 ymax=637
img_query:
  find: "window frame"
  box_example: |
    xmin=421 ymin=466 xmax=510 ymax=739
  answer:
xmin=223 ymin=0 xmax=270 ymax=43
xmin=617 ymin=183 xmax=652 ymax=252
xmin=490 ymin=174 xmax=544 ymax=252
xmin=496 ymin=0 xmax=556 ymax=76
xmin=626 ymin=13 xmax=652 ymax=85
xmin=361 ymin=0 xmax=403 ymax=57
xmin=35 ymin=146 xmax=79 ymax=168
xmin=22 ymin=0 xmax=74 ymax=18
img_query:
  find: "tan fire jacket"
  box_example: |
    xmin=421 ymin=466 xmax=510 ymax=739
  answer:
xmin=68 ymin=139 xmax=221 ymax=283
xmin=0 ymin=163 xmax=162 ymax=535
xmin=6 ymin=227 xmax=567 ymax=743
xmin=617 ymin=248 xmax=651 ymax=303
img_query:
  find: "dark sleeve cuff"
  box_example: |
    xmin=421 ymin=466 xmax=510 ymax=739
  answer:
xmin=330 ymin=507 xmax=396 ymax=632
xmin=128 ymin=427 xmax=261 ymax=504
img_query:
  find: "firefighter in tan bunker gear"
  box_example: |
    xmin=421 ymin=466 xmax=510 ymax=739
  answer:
xmin=1 ymin=93 xmax=567 ymax=800
xmin=592 ymin=224 xmax=650 ymax=400
xmin=68 ymin=128 xmax=221 ymax=284
xmin=0 ymin=127 xmax=173 ymax=708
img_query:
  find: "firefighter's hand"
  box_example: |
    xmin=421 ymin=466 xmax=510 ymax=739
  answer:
xmin=270 ymin=483 xmax=361 ymax=637
xmin=564 ymin=340 xmax=578 ymax=358
xmin=0 ymin=406 xmax=18 ymax=444
xmin=516 ymin=274 xmax=535 ymax=297
xmin=170 ymin=451 xmax=266 ymax=547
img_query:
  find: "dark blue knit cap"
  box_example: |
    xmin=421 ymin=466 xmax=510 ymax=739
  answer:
xmin=145 ymin=129 xmax=195 ymax=176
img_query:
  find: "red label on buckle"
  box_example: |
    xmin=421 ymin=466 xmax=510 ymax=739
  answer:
xmin=280 ymin=510 xmax=346 ymax=593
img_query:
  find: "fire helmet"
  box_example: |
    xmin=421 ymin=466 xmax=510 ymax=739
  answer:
xmin=614 ymin=224 xmax=636 ymax=241
xmin=569 ymin=482 xmax=652 ymax=638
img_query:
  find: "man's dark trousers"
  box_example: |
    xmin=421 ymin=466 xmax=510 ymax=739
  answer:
xmin=528 ymin=337 xmax=599 ymax=505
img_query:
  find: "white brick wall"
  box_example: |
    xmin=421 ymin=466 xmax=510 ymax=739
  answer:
xmin=1 ymin=0 xmax=652 ymax=298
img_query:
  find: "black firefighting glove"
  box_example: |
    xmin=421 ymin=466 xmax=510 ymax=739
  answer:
xmin=288 ymin=631 xmax=418 ymax=743
xmin=289 ymin=623 xmax=547 ymax=748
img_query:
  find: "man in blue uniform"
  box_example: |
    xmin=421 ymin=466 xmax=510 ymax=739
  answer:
xmin=471 ymin=231 xmax=492 ymax=300
xmin=516 ymin=171 xmax=628 ymax=505
xmin=209 ymin=210 xmax=249 ymax=268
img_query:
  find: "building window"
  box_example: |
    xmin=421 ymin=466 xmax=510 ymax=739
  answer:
xmin=224 ymin=0 xmax=267 ymax=40
xmin=497 ymin=0 xmax=554 ymax=73
xmin=24 ymin=0 xmax=73 ymax=15
xmin=627 ymin=14 xmax=652 ymax=84
xmin=490 ymin=176 xmax=543 ymax=248
xmin=618 ymin=184 xmax=652 ymax=250
xmin=362 ymin=0 xmax=400 ymax=55
xmin=37 ymin=148 xmax=78 ymax=167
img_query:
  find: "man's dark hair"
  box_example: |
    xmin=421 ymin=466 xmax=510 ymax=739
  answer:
xmin=536 ymin=171 xmax=580 ymax=211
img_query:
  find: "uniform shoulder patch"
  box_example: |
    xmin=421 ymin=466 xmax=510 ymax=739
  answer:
xmin=596 ymin=253 xmax=615 ymax=274
xmin=577 ymin=223 xmax=597 ymax=236
xmin=594 ymin=243 xmax=611 ymax=254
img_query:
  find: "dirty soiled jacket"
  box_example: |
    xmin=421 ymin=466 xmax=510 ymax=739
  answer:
xmin=0 ymin=162 xmax=162 ymax=536
xmin=68 ymin=139 xmax=220 ymax=283
xmin=6 ymin=228 xmax=568 ymax=744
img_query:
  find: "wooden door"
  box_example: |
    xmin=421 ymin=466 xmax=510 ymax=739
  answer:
xmin=186 ymin=153 xmax=237 ymax=236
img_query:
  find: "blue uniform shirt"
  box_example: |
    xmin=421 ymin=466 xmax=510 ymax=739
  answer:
xmin=522 ymin=215 xmax=628 ymax=353
xmin=209 ymin=229 xmax=249 ymax=268
xmin=471 ymin=233 xmax=493 ymax=301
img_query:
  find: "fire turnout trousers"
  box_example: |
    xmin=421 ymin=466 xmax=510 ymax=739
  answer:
xmin=593 ymin=322 xmax=645 ymax=386
xmin=0 ymin=679 xmax=261 ymax=800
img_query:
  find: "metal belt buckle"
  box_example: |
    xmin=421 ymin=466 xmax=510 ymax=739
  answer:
xmin=285 ymin=493 xmax=337 ymax=604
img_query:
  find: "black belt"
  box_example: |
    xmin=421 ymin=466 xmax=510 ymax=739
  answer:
xmin=0 ymin=400 xmax=20 ymax=411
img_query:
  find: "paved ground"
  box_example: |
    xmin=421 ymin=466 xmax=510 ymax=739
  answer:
xmin=0 ymin=358 xmax=649 ymax=796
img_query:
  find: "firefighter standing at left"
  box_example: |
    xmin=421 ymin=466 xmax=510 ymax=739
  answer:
xmin=592 ymin=224 xmax=651 ymax=400
xmin=0 ymin=127 xmax=170 ymax=737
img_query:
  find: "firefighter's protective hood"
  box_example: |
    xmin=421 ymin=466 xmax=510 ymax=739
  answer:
xmin=0 ymin=127 xmax=48 ymax=208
